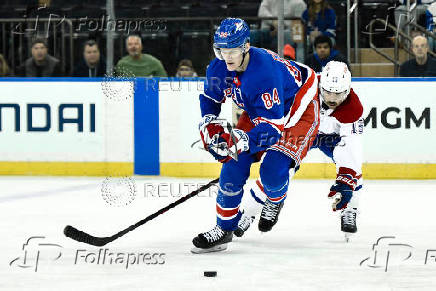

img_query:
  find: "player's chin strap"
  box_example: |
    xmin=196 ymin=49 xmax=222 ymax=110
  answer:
xmin=238 ymin=44 xmax=249 ymax=69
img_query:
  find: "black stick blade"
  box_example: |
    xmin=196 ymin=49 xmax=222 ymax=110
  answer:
xmin=63 ymin=225 xmax=111 ymax=247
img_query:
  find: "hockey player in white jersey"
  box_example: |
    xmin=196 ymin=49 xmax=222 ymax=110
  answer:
xmin=236 ymin=61 xmax=364 ymax=241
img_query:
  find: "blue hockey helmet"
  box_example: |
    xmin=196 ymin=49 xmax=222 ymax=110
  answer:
xmin=213 ymin=18 xmax=250 ymax=60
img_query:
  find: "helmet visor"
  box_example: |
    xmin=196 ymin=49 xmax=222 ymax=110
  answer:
xmin=213 ymin=43 xmax=244 ymax=60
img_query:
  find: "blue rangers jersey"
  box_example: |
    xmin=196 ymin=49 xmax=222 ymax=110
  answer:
xmin=200 ymin=46 xmax=318 ymax=153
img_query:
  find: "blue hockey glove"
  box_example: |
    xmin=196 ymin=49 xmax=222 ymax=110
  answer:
xmin=328 ymin=167 xmax=358 ymax=211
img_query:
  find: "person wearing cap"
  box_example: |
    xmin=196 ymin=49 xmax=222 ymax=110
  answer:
xmin=16 ymin=38 xmax=63 ymax=77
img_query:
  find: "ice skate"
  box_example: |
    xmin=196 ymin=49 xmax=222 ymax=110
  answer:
xmin=341 ymin=208 xmax=357 ymax=242
xmin=191 ymin=225 xmax=233 ymax=254
xmin=234 ymin=212 xmax=254 ymax=237
xmin=258 ymin=199 xmax=284 ymax=232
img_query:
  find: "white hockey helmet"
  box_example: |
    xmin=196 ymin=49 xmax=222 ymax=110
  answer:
xmin=320 ymin=61 xmax=351 ymax=108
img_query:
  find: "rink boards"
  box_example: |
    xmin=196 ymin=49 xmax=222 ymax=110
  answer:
xmin=0 ymin=77 xmax=435 ymax=178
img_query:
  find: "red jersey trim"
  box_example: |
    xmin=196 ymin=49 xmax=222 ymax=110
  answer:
xmin=330 ymin=88 xmax=363 ymax=123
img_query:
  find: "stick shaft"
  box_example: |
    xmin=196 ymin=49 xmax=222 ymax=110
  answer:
xmin=65 ymin=178 xmax=219 ymax=246
xmin=112 ymin=178 xmax=219 ymax=240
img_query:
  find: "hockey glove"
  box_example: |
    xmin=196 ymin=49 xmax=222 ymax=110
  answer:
xmin=208 ymin=129 xmax=250 ymax=163
xmin=199 ymin=114 xmax=225 ymax=149
xmin=199 ymin=115 xmax=249 ymax=163
xmin=328 ymin=167 xmax=358 ymax=211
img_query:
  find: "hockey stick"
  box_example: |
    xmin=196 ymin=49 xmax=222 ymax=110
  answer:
xmin=64 ymin=178 xmax=219 ymax=246
xmin=190 ymin=139 xmax=201 ymax=148
xmin=225 ymin=122 xmax=239 ymax=162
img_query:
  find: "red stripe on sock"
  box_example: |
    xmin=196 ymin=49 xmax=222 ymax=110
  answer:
xmin=216 ymin=204 xmax=239 ymax=217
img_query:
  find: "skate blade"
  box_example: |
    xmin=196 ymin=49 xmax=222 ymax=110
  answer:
xmin=344 ymin=232 xmax=353 ymax=243
xmin=191 ymin=244 xmax=228 ymax=254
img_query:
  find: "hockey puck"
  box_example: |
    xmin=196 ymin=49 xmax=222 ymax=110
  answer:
xmin=204 ymin=271 xmax=217 ymax=277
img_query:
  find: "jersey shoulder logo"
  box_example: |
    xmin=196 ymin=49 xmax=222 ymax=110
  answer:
xmin=233 ymin=76 xmax=241 ymax=87
xmin=235 ymin=21 xmax=243 ymax=31
xmin=224 ymin=87 xmax=244 ymax=108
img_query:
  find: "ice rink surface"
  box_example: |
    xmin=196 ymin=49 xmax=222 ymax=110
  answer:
xmin=1 ymin=176 xmax=436 ymax=291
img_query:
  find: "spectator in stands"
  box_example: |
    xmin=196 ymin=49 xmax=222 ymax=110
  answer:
xmin=304 ymin=35 xmax=349 ymax=73
xmin=257 ymin=0 xmax=307 ymax=61
xmin=39 ymin=0 xmax=52 ymax=6
xmin=400 ymin=35 xmax=436 ymax=76
xmin=73 ymin=40 xmax=106 ymax=77
xmin=393 ymin=0 xmax=432 ymax=50
xmin=175 ymin=59 xmax=198 ymax=77
xmin=425 ymin=2 xmax=436 ymax=52
xmin=115 ymin=35 xmax=167 ymax=77
xmin=302 ymin=0 xmax=336 ymax=46
xmin=395 ymin=0 xmax=431 ymax=31
xmin=16 ymin=38 xmax=62 ymax=77
xmin=258 ymin=0 xmax=307 ymax=33
xmin=0 ymin=54 xmax=11 ymax=76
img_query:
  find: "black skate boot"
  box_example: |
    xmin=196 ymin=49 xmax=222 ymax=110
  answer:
xmin=191 ymin=225 xmax=233 ymax=254
xmin=341 ymin=208 xmax=357 ymax=242
xmin=234 ymin=212 xmax=254 ymax=237
xmin=341 ymin=209 xmax=357 ymax=233
xmin=258 ymin=199 xmax=284 ymax=232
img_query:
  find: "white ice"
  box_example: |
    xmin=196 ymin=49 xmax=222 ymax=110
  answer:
xmin=1 ymin=176 xmax=436 ymax=291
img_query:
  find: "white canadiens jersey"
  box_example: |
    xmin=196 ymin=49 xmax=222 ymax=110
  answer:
xmin=317 ymin=87 xmax=364 ymax=177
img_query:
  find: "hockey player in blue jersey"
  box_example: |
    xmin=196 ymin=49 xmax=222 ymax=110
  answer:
xmin=191 ymin=18 xmax=320 ymax=253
